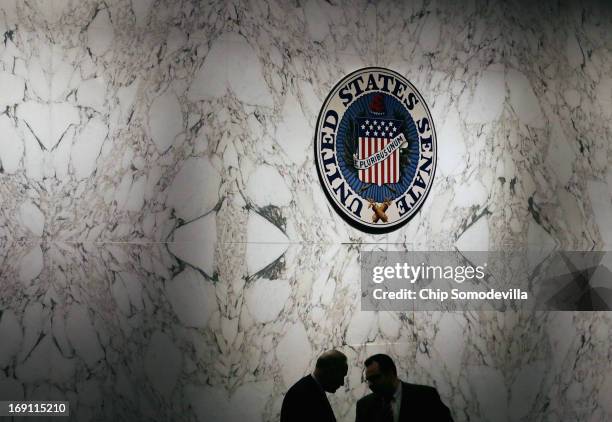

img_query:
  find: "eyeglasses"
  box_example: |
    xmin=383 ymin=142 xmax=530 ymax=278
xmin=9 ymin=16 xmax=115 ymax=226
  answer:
xmin=363 ymin=372 xmax=383 ymax=384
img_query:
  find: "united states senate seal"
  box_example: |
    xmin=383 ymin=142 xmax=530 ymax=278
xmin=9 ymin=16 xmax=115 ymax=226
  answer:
xmin=314 ymin=67 xmax=437 ymax=233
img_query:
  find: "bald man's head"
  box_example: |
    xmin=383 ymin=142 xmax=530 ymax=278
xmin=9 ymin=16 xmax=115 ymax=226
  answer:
xmin=313 ymin=350 xmax=348 ymax=393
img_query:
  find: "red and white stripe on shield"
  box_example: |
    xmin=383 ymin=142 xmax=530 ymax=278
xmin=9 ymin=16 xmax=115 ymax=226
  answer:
xmin=358 ymin=137 xmax=400 ymax=186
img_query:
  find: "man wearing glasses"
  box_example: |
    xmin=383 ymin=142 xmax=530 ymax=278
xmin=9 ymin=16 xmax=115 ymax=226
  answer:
xmin=356 ymin=354 xmax=454 ymax=422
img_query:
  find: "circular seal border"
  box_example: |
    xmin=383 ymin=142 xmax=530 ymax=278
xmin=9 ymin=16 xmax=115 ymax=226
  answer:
xmin=314 ymin=67 xmax=437 ymax=234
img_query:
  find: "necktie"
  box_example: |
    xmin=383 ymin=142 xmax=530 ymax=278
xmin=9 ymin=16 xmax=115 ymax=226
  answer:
xmin=381 ymin=397 xmax=394 ymax=422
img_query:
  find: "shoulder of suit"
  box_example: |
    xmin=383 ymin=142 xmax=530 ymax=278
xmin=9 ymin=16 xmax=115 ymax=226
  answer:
xmin=401 ymin=382 xmax=439 ymax=396
xmin=356 ymin=392 xmax=378 ymax=405
xmin=287 ymin=375 xmax=318 ymax=395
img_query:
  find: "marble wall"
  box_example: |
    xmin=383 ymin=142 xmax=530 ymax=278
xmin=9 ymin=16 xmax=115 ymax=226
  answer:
xmin=0 ymin=0 xmax=611 ymax=421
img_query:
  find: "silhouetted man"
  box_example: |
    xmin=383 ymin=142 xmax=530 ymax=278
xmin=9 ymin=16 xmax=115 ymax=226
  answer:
xmin=356 ymin=354 xmax=453 ymax=422
xmin=281 ymin=350 xmax=348 ymax=422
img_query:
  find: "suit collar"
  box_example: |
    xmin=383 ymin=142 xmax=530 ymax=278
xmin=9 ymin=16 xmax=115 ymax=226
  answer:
xmin=305 ymin=376 xmax=333 ymax=408
xmin=398 ymin=381 xmax=409 ymax=418
xmin=311 ymin=376 xmax=336 ymax=422
xmin=311 ymin=373 xmax=325 ymax=393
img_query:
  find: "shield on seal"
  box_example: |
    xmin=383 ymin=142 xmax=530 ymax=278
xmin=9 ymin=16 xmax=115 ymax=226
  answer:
xmin=356 ymin=117 xmax=401 ymax=186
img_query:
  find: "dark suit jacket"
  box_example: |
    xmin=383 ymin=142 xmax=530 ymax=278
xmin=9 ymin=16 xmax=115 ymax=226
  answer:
xmin=356 ymin=382 xmax=453 ymax=422
xmin=281 ymin=375 xmax=336 ymax=422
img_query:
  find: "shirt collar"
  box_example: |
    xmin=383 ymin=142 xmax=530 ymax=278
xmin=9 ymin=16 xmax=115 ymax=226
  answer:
xmin=311 ymin=373 xmax=325 ymax=393
xmin=392 ymin=380 xmax=402 ymax=402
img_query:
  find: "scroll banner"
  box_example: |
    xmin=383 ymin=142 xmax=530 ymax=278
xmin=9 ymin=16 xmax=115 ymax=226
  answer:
xmin=353 ymin=133 xmax=406 ymax=170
